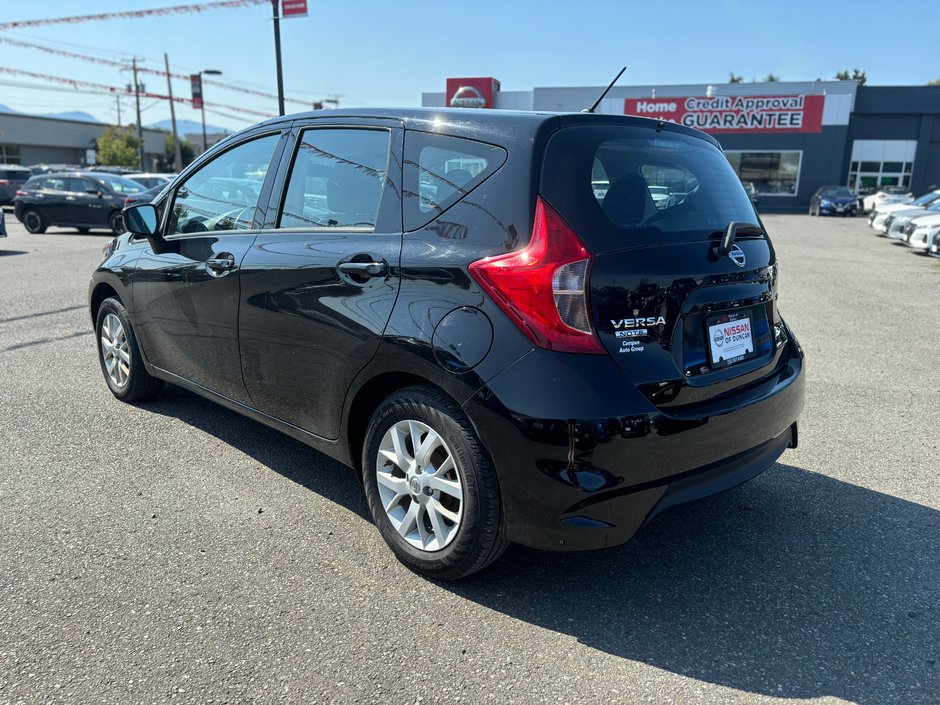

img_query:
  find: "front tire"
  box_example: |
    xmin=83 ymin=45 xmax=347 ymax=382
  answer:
xmin=23 ymin=209 xmax=46 ymax=233
xmin=95 ymin=297 xmax=163 ymax=402
xmin=362 ymin=386 xmax=508 ymax=580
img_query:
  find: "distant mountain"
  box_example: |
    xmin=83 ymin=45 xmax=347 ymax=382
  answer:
xmin=45 ymin=111 xmax=100 ymax=123
xmin=0 ymin=103 xmax=100 ymax=123
xmin=147 ymin=118 xmax=229 ymax=135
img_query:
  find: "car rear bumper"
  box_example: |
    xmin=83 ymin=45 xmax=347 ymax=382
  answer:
xmin=464 ymin=334 xmax=805 ymax=551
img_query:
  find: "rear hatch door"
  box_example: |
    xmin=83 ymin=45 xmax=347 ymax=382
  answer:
xmin=541 ymin=120 xmax=784 ymax=409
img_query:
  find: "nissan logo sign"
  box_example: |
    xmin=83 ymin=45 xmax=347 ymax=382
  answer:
xmin=450 ymin=85 xmax=487 ymax=109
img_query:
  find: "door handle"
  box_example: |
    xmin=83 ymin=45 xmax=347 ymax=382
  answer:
xmin=205 ymin=253 xmax=236 ymax=276
xmin=337 ymin=261 xmax=388 ymax=277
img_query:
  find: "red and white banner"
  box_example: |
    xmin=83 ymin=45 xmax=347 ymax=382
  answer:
xmin=624 ymin=94 xmax=825 ymax=133
xmin=281 ymin=0 xmax=308 ymax=17
xmin=190 ymin=74 xmax=204 ymax=110
xmin=446 ymin=77 xmax=500 ymax=109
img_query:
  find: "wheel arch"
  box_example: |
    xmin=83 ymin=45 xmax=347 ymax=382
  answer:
xmin=89 ymin=281 xmax=122 ymax=325
xmin=345 ymin=371 xmax=462 ymax=477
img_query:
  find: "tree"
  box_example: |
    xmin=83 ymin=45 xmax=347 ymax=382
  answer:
xmin=157 ymin=132 xmax=196 ymax=172
xmin=96 ymin=125 xmax=140 ymax=167
xmin=835 ymin=68 xmax=867 ymax=85
xmin=928 ymin=78 xmax=940 ymax=86
xmin=764 ymin=73 xmax=780 ymax=82
xmin=729 ymin=72 xmax=743 ymax=84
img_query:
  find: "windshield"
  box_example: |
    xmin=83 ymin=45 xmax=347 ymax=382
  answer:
xmin=541 ymin=124 xmax=758 ymax=251
xmin=912 ymin=193 xmax=940 ymax=206
xmin=882 ymin=186 xmax=909 ymax=195
xmin=821 ymin=187 xmax=853 ymax=198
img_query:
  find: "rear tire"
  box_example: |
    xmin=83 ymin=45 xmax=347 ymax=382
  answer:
xmin=95 ymin=297 xmax=163 ymax=402
xmin=23 ymin=209 xmax=46 ymax=233
xmin=362 ymin=386 xmax=508 ymax=580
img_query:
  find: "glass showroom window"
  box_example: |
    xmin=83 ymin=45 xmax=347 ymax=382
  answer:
xmin=0 ymin=144 xmax=21 ymax=164
xmin=847 ymin=160 xmax=914 ymax=192
xmin=726 ymin=151 xmax=801 ymax=196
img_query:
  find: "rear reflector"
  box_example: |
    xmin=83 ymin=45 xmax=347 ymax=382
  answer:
xmin=469 ymin=197 xmax=604 ymax=354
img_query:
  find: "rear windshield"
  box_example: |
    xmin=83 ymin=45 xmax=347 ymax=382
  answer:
xmin=882 ymin=186 xmax=909 ymax=195
xmin=540 ymin=124 xmax=758 ymax=251
xmin=0 ymin=169 xmax=29 ymax=180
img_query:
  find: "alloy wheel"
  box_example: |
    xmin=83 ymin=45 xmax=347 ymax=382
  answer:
xmin=100 ymin=313 xmax=130 ymax=388
xmin=375 ymin=419 xmax=464 ymax=551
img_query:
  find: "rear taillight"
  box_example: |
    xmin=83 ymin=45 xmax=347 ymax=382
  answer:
xmin=468 ymin=197 xmax=604 ymax=354
xmin=123 ymin=197 xmax=132 ymax=207
xmin=0 ymin=180 xmax=9 ymax=185
xmin=15 ymin=190 xmax=27 ymax=196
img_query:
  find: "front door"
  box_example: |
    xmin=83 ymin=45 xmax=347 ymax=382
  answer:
xmin=130 ymin=131 xmax=284 ymax=404
xmin=238 ymin=123 xmax=403 ymax=439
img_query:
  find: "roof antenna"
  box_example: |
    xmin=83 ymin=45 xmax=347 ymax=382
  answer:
xmin=583 ymin=66 xmax=627 ymax=113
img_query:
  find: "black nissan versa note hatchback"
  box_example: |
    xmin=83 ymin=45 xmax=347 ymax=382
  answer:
xmin=90 ymin=108 xmax=804 ymax=579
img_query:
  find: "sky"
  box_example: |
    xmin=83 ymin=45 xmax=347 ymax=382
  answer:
xmin=0 ymin=0 xmax=938 ymax=133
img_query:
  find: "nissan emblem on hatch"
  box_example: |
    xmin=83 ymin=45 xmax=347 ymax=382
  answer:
xmin=728 ymin=244 xmax=747 ymax=268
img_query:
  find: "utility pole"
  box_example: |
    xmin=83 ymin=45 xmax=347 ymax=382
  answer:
xmin=164 ymin=53 xmax=183 ymax=171
xmin=131 ymin=57 xmax=144 ymax=169
xmin=271 ymin=0 xmax=285 ymax=116
xmin=115 ymin=95 xmax=122 ymax=126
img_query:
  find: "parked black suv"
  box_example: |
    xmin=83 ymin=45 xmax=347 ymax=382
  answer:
xmin=90 ymin=108 xmax=804 ymax=579
xmin=0 ymin=164 xmax=32 ymax=205
xmin=14 ymin=171 xmax=144 ymax=234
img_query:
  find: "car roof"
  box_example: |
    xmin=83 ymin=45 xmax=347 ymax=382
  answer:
xmin=247 ymin=107 xmax=723 ymax=148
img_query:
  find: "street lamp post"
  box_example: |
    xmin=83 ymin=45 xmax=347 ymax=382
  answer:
xmin=200 ymin=69 xmax=222 ymax=153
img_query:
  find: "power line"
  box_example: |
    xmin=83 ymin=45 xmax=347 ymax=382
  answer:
xmin=0 ymin=66 xmax=272 ymax=119
xmin=0 ymin=36 xmax=320 ymax=108
xmin=0 ymin=0 xmax=268 ymax=31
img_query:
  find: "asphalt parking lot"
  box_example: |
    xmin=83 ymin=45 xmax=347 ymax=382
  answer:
xmin=1 ymin=211 xmax=937 ymax=705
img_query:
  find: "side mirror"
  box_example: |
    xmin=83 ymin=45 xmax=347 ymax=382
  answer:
xmin=125 ymin=203 xmax=173 ymax=254
xmin=123 ymin=203 xmax=159 ymax=236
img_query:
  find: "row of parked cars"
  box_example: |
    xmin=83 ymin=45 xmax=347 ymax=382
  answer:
xmin=0 ymin=163 xmax=173 ymax=235
xmin=863 ymin=187 xmax=940 ymax=258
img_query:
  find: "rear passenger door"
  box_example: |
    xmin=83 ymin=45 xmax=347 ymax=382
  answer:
xmin=37 ymin=176 xmax=70 ymax=223
xmin=238 ymin=121 xmax=402 ymax=440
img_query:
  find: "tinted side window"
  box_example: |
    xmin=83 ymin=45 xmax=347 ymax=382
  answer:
xmin=41 ymin=177 xmax=67 ymax=191
xmin=278 ymin=128 xmax=390 ymax=230
xmin=68 ymin=178 xmax=96 ymax=193
xmin=168 ymin=134 xmax=278 ymax=235
xmin=403 ymin=131 xmax=507 ymax=231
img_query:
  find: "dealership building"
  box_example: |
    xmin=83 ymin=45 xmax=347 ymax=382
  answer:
xmin=423 ymin=79 xmax=940 ymax=211
xmin=0 ymin=112 xmax=167 ymax=171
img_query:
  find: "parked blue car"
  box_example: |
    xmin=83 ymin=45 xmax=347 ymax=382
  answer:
xmin=810 ymin=186 xmax=858 ymax=217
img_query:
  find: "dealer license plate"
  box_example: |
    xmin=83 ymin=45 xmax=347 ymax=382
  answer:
xmin=707 ymin=312 xmax=755 ymax=368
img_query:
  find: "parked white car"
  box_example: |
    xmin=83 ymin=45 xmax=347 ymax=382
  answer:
xmin=882 ymin=201 xmax=940 ymax=237
xmin=901 ymin=213 xmax=940 ymax=250
xmin=928 ymin=231 xmax=940 ymax=258
xmin=862 ymin=186 xmax=914 ymax=212
xmin=869 ymin=190 xmax=940 ymax=229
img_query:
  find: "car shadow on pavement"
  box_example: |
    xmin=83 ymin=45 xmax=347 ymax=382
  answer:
xmin=142 ymin=385 xmax=371 ymax=522
xmin=135 ymin=388 xmax=937 ymax=704
xmin=0 ymin=250 xmax=28 ymax=257
xmin=449 ymin=465 xmax=938 ymax=705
